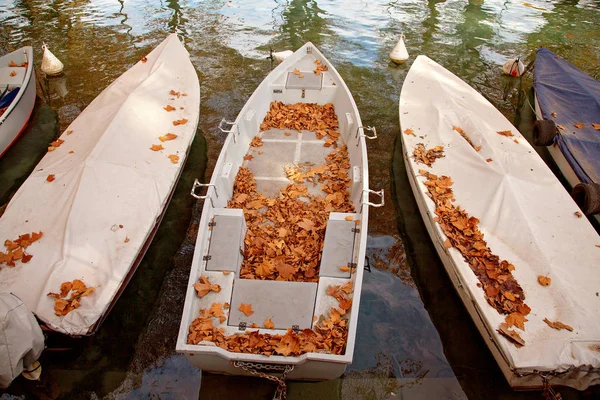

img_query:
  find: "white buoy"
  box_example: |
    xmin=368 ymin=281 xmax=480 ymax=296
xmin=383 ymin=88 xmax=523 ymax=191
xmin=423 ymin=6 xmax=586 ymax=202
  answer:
xmin=272 ymin=50 xmax=293 ymax=63
xmin=390 ymin=35 xmax=409 ymax=64
xmin=502 ymin=58 xmax=525 ymax=77
xmin=41 ymin=43 xmax=64 ymax=76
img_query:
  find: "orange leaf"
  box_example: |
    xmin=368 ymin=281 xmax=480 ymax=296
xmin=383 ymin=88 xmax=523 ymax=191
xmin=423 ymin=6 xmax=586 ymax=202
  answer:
xmin=592 ymin=123 xmax=600 ymax=130
xmin=141 ymin=56 xmax=148 ymax=63
xmin=264 ymin=318 xmax=275 ymax=329
xmin=9 ymin=71 xmax=16 ymax=77
xmin=538 ymin=275 xmax=551 ymax=286
xmin=486 ymin=158 xmax=493 ymax=163
xmin=173 ymin=119 xmax=188 ymax=126
xmin=168 ymin=154 xmax=179 ymax=164
xmin=193 ymin=276 xmax=221 ymax=298
xmin=404 ymin=128 xmax=415 ymax=136
xmin=339 ymin=265 xmax=350 ymax=272
xmin=497 ymin=130 xmax=514 ymax=137
xmin=238 ymin=303 xmax=254 ymax=316
xmin=243 ymin=154 xmax=254 ymax=161
xmin=159 ymin=133 xmax=178 ymax=142
xmin=50 ymin=139 xmax=64 ymax=148
xmin=21 ymin=253 xmax=33 ymax=263
xmin=574 ymin=123 xmax=584 ymax=129
xmin=164 ymin=104 xmax=176 ymax=112
xmin=150 ymin=144 xmax=164 ymax=151
xmin=344 ymin=216 xmax=353 ymax=221
xmin=46 ymin=174 xmax=55 ymax=182
xmin=124 ymin=237 xmax=130 ymax=243
xmin=543 ymin=318 xmax=573 ymax=332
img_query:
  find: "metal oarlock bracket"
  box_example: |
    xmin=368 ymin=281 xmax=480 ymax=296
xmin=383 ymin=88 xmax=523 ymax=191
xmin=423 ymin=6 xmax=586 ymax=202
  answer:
xmin=218 ymin=118 xmax=238 ymax=142
xmin=355 ymin=126 xmax=377 ymax=146
xmin=190 ymin=179 xmax=218 ymax=207
xmin=362 ymin=188 xmax=385 ymax=207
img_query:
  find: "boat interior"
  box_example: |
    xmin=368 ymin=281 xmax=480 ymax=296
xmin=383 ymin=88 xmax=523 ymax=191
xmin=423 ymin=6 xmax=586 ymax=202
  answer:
xmin=183 ymin=44 xmax=371 ymax=356
xmin=0 ymin=49 xmax=29 ymax=111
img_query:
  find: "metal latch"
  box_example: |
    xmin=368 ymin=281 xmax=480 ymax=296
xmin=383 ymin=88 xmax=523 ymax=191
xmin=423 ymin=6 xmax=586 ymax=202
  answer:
xmin=208 ymin=221 xmax=217 ymax=227
xmin=351 ymin=227 xmax=360 ymax=233
xmin=292 ymin=325 xmax=300 ymax=334
xmin=238 ymin=322 xmax=247 ymax=331
xmin=203 ymin=255 xmax=212 ymax=261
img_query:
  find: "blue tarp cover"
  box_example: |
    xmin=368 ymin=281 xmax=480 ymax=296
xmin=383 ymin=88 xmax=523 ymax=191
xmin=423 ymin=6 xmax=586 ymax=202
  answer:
xmin=533 ymin=48 xmax=600 ymax=184
xmin=0 ymin=87 xmax=19 ymax=109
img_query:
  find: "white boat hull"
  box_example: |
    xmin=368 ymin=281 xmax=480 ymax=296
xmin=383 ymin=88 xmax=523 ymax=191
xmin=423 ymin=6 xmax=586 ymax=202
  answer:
xmin=0 ymin=34 xmax=200 ymax=336
xmin=0 ymin=46 xmax=36 ymax=158
xmin=400 ymin=55 xmax=600 ymax=390
xmin=177 ymin=42 xmax=375 ymax=380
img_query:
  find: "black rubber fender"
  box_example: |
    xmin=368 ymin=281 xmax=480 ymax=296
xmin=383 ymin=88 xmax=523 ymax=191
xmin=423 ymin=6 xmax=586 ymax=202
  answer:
xmin=572 ymin=182 xmax=600 ymax=215
xmin=533 ymin=119 xmax=557 ymax=146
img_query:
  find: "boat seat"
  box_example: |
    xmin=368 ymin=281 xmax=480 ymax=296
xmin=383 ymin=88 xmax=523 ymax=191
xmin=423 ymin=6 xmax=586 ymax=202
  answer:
xmin=319 ymin=212 xmax=360 ymax=279
xmin=203 ymin=208 xmax=246 ymax=274
xmin=228 ymin=279 xmax=317 ymax=330
xmin=285 ymin=71 xmax=322 ymax=90
xmin=0 ymin=67 xmax=26 ymax=88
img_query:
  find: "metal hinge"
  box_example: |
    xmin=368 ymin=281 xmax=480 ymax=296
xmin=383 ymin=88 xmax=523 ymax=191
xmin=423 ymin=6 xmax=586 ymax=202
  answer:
xmin=301 ymin=88 xmax=305 ymax=99
xmin=306 ymin=46 xmax=312 ymax=54
xmin=351 ymin=227 xmax=360 ymax=233
xmin=347 ymin=262 xmax=357 ymax=269
xmin=208 ymin=221 xmax=217 ymax=227
xmin=239 ymin=322 xmax=247 ymax=331
xmin=292 ymin=325 xmax=300 ymax=333
xmin=203 ymin=255 xmax=212 ymax=261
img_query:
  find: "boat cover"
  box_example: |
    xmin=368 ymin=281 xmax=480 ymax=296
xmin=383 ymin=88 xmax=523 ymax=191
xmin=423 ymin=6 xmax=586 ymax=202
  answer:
xmin=0 ymin=293 xmax=44 ymax=388
xmin=0 ymin=88 xmax=19 ymax=109
xmin=534 ymin=48 xmax=600 ymax=184
xmin=0 ymin=34 xmax=200 ymax=336
xmin=400 ymin=55 xmax=600 ymax=389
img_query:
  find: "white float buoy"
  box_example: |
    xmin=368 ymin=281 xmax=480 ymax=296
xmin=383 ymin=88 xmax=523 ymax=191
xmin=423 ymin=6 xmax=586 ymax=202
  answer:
xmin=502 ymin=58 xmax=525 ymax=77
xmin=272 ymin=50 xmax=293 ymax=63
xmin=41 ymin=43 xmax=64 ymax=76
xmin=390 ymin=34 xmax=409 ymax=64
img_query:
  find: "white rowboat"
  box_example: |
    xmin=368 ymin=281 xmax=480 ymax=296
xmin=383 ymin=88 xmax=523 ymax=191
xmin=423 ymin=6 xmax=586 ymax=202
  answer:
xmin=0 ymin=46 xmax=36 ymax=158
xmin=400 ymin=55 xmax=600 ymax=390
xmin=0 ymin=34 xmax=200 ymax=336
xmin=177 ymin=42 xmax=382 ymax=380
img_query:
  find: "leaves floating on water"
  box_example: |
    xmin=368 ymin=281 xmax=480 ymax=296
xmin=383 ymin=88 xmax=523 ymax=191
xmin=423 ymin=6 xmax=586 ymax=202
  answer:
xmin=47 ymin=279 xmax=95 ymax=316
xmin=538 ymin=276 xmax=551 ymax=286
xmin=412 ymin=143 xmax=444 ymax=167
xmin=193 ymin=276 xmax=221 ymax=298
xmin=543 ymin=318 xmax=573 ymax=332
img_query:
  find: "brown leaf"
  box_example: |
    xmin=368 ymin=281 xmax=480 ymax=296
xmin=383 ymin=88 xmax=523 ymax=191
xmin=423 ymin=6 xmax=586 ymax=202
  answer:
xmin=164 ymin=105 xmax=176 ymax=112
xmin=498 ymin=323 xmax=525 ymax=347
xmin=243 ymin=154 xmax=254 ymax=161
xmin=193 ymin=276 xmax=221 ymax=298
xmin=141 ymin=56 xmax=148 ymax=63
xmin=505 ymin=312 xmax=527 ymax=331
xmin=538 ymin=276 xmax=551 ymax=286
xmin=574 ymin=211 xmax=582 ymax=218
xmin=592 ymin=123 xmax=600 ymax=130
xmin=150 ymin=144 xmax=164 ymax=151
xmin=238 ymin=303 xmax=254 ymax=316
xmin=543 ymin=318 xmax=573 ymax=332
xmin=124 ymin=237 xmax=130 ymax=243
xmin=404 ymin=128 xmax=415 ymax=136
xmin=574 ymin=123 xmax=584 ymax=129
xmin=551 ymin=112 xmax=557 ymax=118
xmin=46 ymin=174 xmax=55 ymax=182
xmin=168 ymin=154 xmax=180 ymax=164
xmin=486 ymin=158 xmax=493 ymax=163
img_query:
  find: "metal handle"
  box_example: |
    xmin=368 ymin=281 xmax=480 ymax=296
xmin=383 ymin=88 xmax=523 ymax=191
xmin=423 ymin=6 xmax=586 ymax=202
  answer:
xmin=362 ymin=188 xmax=385 ymax=207
xmin=218 ymin=118 xmax=236 ymax=134
xmin=190 ymin=179 xmax=218 ymax=207
xmin=356 ymin=126 xmax=377 ymax=140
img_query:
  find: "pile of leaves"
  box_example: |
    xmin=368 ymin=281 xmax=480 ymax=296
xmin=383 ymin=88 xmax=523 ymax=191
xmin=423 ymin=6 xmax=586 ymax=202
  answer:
xmin=260 ymin=101 xmax=340 ymax=141
xmin=0 ymin=232 xmax=43 ymax=267
xmin=412 ymin=143 xmax=445 ymax=167
xmin=229 ymin=146 xmax=353 ymax=282
xmin=47 ymin=279 xmax=95 ymax=316
xmin=419 ymin=169 xmax=530 ymax=346
xmin=313 ymin=60 xmax=328 ymax=75
xmin=187 ymin=282 xmax=352 ymax=356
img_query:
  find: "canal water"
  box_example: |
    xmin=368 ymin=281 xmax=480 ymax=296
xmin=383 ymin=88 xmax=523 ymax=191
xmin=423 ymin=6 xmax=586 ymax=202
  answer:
xmin=1 ymin=0 xmax=599 ymax=399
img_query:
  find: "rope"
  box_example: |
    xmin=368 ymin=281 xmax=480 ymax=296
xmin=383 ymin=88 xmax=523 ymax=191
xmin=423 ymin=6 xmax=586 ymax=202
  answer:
xmin=539 ymin=372 xmax=563 ymax=400
xmin=233 ymin=361 xmax=294 ymax=400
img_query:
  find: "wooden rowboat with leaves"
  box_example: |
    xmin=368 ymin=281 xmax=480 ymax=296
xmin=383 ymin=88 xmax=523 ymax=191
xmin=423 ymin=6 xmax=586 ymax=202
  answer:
xmin=400 ymin=55 xmax=600 ymax=390
xmin=177 ymin=43 xmax=383 ymax=381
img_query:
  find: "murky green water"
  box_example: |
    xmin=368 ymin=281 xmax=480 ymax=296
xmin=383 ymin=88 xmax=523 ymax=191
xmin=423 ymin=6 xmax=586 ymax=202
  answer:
xmin=1 ymin=0 xmax=599 ymax=399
